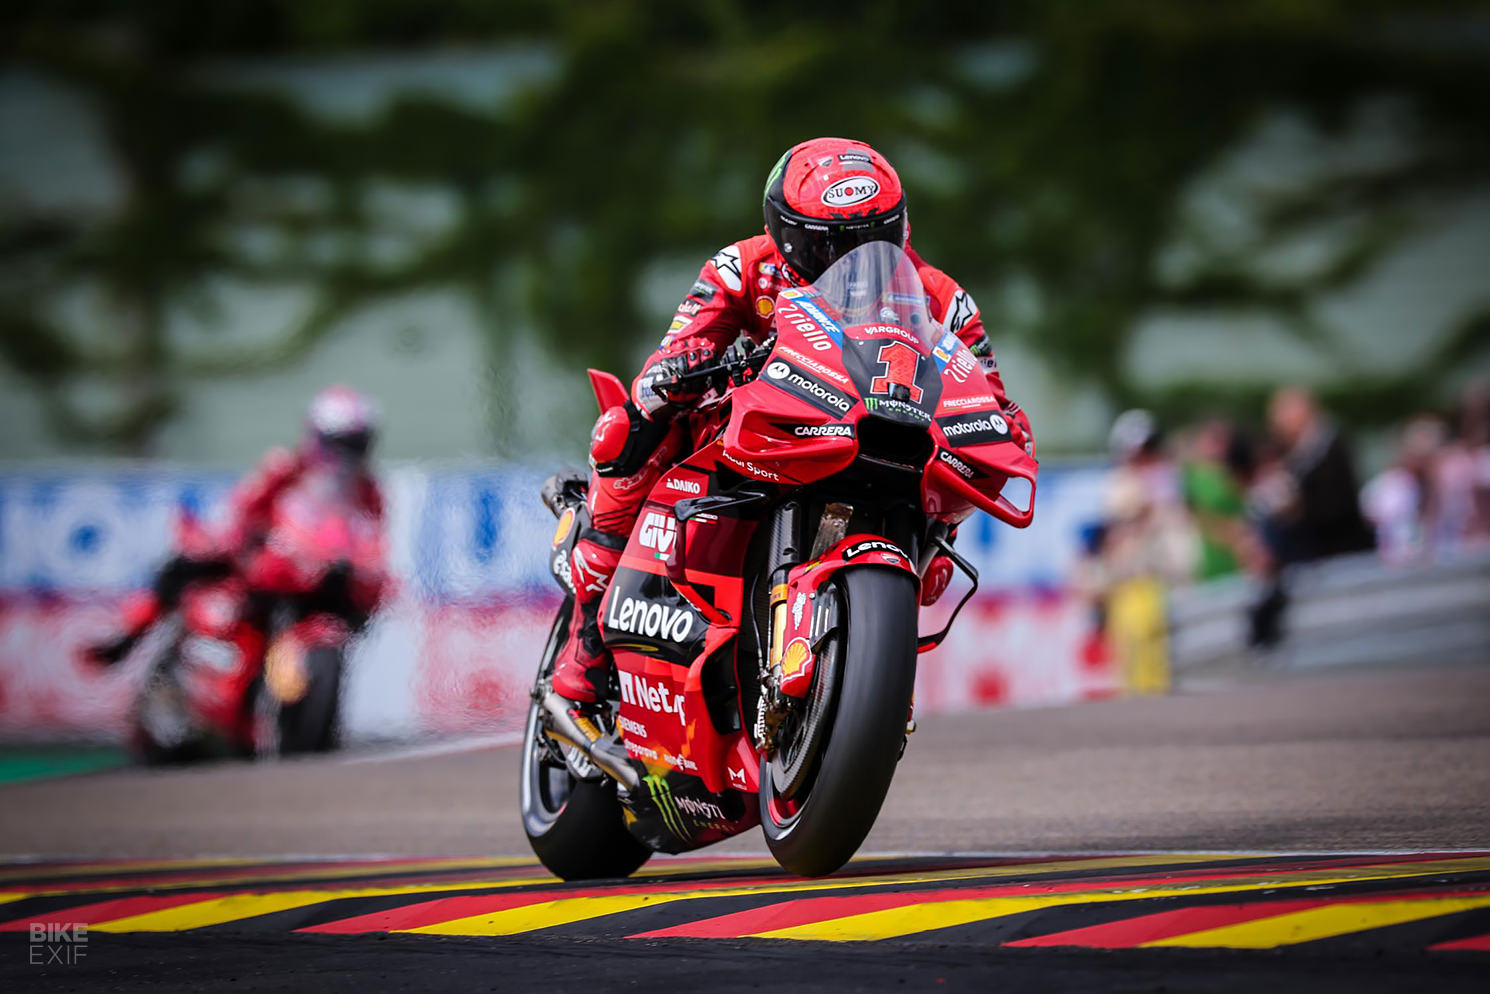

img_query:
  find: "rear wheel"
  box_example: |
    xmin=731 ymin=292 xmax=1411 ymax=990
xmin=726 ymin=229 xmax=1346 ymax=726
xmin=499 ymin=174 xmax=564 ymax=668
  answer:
xmin=760 ymin=568 xmax=918 ymax=876
xmin=520 ymin=597 xmax=651 ymax=880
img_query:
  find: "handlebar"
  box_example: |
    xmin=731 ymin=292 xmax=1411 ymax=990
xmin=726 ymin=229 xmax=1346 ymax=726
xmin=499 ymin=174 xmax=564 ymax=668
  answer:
xmin=659 ymin=337 xmax=776 ymax=397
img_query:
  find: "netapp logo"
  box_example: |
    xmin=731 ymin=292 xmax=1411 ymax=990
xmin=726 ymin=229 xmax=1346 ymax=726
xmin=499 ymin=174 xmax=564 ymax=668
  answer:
xmin=606 ymin=596 xmax=696 ymax=644
xmin=618 ymin=671 xmax=685 ymax=724
xmin=937 ymin=411 xmax=1011 ymax=447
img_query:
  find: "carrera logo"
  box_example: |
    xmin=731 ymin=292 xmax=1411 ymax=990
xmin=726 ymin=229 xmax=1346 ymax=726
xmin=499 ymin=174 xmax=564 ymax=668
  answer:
xmin=638 ymin=511 xmax=676 ymax=557
xmin=618 ymin=670 xmax=686 ymax=724
xmin=844 ymin=539 xmax=908 ymax=561
xmin=665 ymin=477 xmax=701 ymax=494
xmin=762 ymin=360 xmax=853 ymax=416
xmin=937 ymin=411 xmax=1011 ymax=446
xmin=792 ymin=423 xmax=853 ymax=437
xmin=938 ymin=449 xmax=976 ymax=479
xmin=607 ymin=596 xmax=697 ymax=644
xmin=821 ymin=176 xmax=881 ymax=207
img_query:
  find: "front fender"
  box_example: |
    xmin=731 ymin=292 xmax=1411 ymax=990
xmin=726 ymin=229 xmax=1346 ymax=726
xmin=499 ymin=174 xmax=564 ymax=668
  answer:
xmin=775 ymin=533 xmax=918 ymax=699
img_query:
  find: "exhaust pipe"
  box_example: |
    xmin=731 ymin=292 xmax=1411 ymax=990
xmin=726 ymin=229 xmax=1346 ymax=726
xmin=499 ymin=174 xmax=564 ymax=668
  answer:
xmin=541 ymin=692 xmax=639 ymax=791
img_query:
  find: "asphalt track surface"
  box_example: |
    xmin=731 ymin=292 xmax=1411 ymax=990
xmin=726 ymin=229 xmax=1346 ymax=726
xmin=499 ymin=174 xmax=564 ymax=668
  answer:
xmin=1 ymin=664 xmax=1488 ymax=991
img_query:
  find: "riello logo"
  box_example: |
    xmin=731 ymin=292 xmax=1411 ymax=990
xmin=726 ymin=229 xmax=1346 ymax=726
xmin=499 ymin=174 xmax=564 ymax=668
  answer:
xmin=619 ymin=670 xmax=686 ymax=725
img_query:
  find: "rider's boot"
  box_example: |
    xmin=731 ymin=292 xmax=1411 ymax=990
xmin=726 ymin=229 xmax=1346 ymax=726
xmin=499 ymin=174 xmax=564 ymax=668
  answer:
xmin=548 ymin=530 xmax=627 ymax=741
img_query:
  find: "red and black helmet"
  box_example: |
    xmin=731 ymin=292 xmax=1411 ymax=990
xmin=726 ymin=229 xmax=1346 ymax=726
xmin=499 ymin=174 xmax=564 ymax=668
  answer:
xmin=764 ymin=137 xmax=907 ymax=284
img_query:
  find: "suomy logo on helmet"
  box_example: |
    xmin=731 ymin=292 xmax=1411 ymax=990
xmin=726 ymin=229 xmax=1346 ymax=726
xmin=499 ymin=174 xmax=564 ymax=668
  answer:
xmin=821 ymin=177 xmax=881 ymax=208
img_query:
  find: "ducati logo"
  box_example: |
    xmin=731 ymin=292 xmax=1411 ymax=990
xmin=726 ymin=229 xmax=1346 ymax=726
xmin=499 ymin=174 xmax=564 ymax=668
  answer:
xmin=638 ymin=511 xmax=677 ymax=558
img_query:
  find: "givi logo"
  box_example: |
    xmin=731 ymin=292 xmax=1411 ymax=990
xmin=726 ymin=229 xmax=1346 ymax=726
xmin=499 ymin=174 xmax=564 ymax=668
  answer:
xmin=638 ymin=511 xmax=676 ymax=557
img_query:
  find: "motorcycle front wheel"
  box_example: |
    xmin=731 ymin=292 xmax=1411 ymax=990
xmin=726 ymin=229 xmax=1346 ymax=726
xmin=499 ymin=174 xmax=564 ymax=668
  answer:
xmin=759 ymin=568 xmax=918 ymax=876
xmin=519 ymin=597 xmax=651 ymax=881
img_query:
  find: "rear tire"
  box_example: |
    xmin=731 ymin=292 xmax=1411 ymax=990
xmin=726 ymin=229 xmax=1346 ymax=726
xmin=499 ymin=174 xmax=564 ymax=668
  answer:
xmin=760 ymin=568 xmax=918 ymax=876
xmin=520 ymin=598 xmax=651 ymax=880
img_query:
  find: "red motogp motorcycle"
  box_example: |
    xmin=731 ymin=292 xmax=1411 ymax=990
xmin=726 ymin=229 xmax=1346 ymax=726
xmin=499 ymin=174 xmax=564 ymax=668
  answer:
xmin=521 ymin=242 xmax=1036 ymax=878
xmin=130 ymin=489 xmax=383 ymax=764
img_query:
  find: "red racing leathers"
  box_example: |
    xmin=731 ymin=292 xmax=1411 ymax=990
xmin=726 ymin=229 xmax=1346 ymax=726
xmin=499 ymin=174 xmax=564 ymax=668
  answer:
xmin=552 ymin=233 xmax=1033 ymax=702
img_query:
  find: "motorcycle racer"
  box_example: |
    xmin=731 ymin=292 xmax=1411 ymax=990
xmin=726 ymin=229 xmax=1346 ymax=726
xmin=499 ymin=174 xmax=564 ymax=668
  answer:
xmin=85 ymin=386 xmax=387 ymax=667
xmin=550 ymin=137 xmax=1035 ymax=722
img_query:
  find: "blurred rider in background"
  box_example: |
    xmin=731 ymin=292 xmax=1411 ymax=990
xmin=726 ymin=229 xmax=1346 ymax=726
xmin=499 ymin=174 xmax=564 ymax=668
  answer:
xmin=85 ymin=386 xmax=387 ymax=666
xmin=549 ymin=136 xmax=1035 ymax=727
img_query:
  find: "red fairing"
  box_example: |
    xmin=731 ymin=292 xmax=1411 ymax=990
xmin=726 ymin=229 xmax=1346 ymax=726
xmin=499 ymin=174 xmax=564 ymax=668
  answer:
xmin=775 ymin=534 xmax=920 ymax=700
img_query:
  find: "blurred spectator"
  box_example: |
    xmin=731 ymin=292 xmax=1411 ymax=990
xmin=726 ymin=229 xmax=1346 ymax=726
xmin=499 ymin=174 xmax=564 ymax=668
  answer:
xmin=1429 ymin=379 xmax=1490 ymax=551
xmin=1361 ymin=416 xmax=1443 ymax=562
xmin=1098 ymin=410 xmax=1199 ymax=586
xmin=1262 ymin=386 xmax=1375 ymax=563
xmin=1180 ymin=419 xmax=1258 ymax=580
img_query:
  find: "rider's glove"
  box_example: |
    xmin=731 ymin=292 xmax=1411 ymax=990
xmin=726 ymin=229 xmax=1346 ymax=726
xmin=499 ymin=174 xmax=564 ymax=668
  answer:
xmin=635 ymin=348 xmax=711 ymax=418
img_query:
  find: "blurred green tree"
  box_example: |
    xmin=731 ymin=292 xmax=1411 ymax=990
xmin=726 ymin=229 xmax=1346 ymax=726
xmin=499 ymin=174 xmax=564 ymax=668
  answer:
xmin=2 ymin=0 xmax=1487 ymax=452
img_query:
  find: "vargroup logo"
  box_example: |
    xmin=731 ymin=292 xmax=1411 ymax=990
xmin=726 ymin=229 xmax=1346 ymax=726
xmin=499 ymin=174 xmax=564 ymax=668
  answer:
xmin=618 ymin=670 xmax=686 ymax=724
xmin=606 ymin=595 xmax=697 ymax=645
xmin=821 ymin=176 xmax=881 ymax=208
xmin=638 ymin=511 xmax=676 ymax=558
xmin=29 ymin=923 xmax=87 ymax=965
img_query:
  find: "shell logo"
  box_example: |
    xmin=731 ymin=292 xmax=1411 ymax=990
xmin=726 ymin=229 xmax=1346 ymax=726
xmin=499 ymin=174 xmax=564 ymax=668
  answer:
xmin=780 ymin=637 xmax=813 ymax=679
xmin=755 ymin=296 xmax=775 ymax=317
xmin=552 ymin=507 xmax=575 ymax=548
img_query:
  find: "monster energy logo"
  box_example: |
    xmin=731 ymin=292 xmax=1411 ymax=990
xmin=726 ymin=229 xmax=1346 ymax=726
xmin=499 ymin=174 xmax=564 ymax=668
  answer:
xmin=644 ymin=775 xmax=687 ymax=839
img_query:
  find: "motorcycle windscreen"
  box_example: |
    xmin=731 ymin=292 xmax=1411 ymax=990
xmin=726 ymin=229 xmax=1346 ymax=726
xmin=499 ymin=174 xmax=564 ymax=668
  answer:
xmin=793 ymin=241 xmax=943 ymax=426
xmin=806 ymin=241 xmax=939 ymax=349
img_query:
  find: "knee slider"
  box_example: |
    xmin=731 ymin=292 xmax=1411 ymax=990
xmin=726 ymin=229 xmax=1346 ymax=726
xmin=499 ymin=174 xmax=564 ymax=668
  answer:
xmin=590 ymin=402 xmax=667 ymax=478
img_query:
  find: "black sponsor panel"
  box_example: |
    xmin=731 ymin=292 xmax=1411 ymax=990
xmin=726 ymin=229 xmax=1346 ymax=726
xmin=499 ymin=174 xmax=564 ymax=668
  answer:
xmin=760 ymin=359 xmax=856 ymax=418
xmin=620 ymin=766 xmax=756 ymax=853
xmin=600 ymin=568 xmax=706 ymax=665
xmin=841 ymin=334 xmax=942 ymax=427
xmin=937 ymin=410 xmax=1013 ymax=447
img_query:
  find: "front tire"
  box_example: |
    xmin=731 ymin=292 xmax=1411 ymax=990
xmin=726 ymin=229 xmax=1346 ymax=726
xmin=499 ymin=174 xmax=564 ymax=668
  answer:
xmin=520 ymin=598 xmax=651 ymax=880
xmin=276 ymin=647 xmax=343 ymax=754
xmin=760 ymin=568 xmax=918 ymax=876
